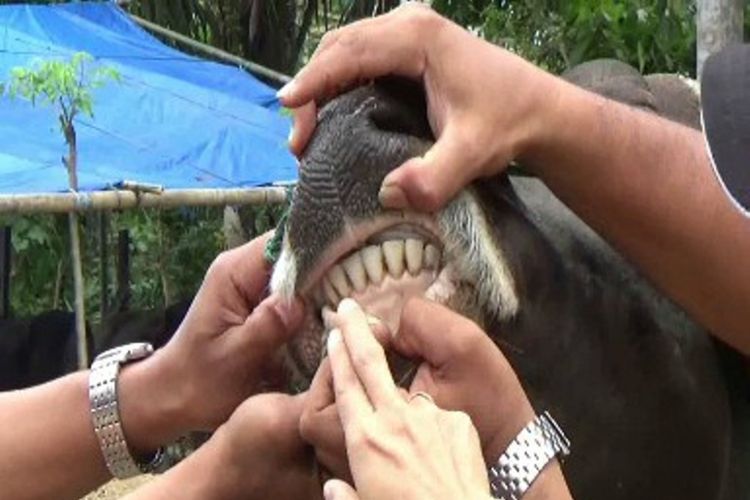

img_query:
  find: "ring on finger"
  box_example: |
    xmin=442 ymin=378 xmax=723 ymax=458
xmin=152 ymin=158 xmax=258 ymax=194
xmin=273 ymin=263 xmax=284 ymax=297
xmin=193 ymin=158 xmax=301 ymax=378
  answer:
xmin=408 ymin=391 xmax=434 ymax=405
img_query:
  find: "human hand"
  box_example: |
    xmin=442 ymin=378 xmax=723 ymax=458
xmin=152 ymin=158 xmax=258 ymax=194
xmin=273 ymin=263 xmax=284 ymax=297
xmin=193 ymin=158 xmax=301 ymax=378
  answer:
xmin=210 ymin=393 xmax=322 ymax=499
xmin=279 ymin=3 xmax=559 ymax=212
xmin=117 ymin=233 xmax=305 ymax=454
xmin=315 ymin=298 xmax=491 ymax=500
xmin=301 ymin=298 xmax=535 ymax=480
xmin=125 ymin=393 xmax=322 ymax=500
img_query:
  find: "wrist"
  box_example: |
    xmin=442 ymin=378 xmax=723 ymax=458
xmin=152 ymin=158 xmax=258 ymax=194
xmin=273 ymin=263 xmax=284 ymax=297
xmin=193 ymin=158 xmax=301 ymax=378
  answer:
xmin=486 ymin=409 xmax=572 ymax=500
xmin=117 ymin=349 xmax=187 ymax=455
xmin=513 ymin=71 xmax=575 ymax=173
xmin=484 ymin=382 xmax=536 ymax=464
xmin=523 ymin=459 xmax=572 ymax=500
xmin=183 ymin=428 xmax=244 ymax=499
xmin=131 ymin=429 xmax=243 ymax=500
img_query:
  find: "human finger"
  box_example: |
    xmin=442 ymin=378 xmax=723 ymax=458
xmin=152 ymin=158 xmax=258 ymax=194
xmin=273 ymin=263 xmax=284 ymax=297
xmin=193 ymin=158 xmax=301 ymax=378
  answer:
xmin=301 ymin=403 xmax=351 ymax=481
xmin=231 ymin=294 xmax=305 ymax=355
xmin=439 ymin=410 xmax=488 ymax=491
xmin=302 ymin=358 xmax=335 ymax=415
xmin=316 ymin=447 xmax=353 ymax=485
xmin=328 ymin=329 xmax=372 ymax=429
xmin=299 ymin=361 xmax=349 ymax=478
xmin=203 ymin=231 xmax=274 ymax=310
xmin=336 ymin=299 xmax=399 ymax=408
xmin=299 ymin=399 xmax=341 ymax=453
xmin=323 ymin=479 xmax=360 ymax=500
xmin=393 ymin=298 xmax=491 ymax=368
xmin=289 ymin=101 xmax=317 ymax=158
xmin=277 ymin=4 xmax=436 ymax=108
xmin=379 ymin=124 xmax=482 ymax=211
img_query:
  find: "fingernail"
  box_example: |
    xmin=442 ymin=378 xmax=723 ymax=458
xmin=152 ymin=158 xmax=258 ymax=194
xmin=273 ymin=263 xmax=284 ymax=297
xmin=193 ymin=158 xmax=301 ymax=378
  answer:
xmin=327 ymin=328 xmax=342 ymax=352
xmin=323 ymin=480 xmax=336 ymax=500
xmin=287 ymin=126 xmax=295 ymax=146
xmin=276 ymin=80 xmax=296 ymax=100
xmin=378 ymin=183 xmax=409 ymax=209
xmin=337 ymin=298 xmax=361 ymax=315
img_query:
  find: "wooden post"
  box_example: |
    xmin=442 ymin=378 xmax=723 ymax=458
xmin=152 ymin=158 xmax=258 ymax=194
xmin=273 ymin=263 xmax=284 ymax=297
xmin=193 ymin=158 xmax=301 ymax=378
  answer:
xmin=69 ymin=212 xmax=88 ymax=368
xmin=99 ymin=212 xmax=109 ymax=318
xmin=116 ymin=229 xmax=131 ymax=312
xmin=697 ymin=0 xmax=744 ymax=79
xmin=62 ymin=121 xmax=89 ymax=368
xmin=0 ymin=226 xmax=11 ymax=319
xmin=128 ymin=14 xmax=292 ymax=85
xmin=0 ymin=187 xmax=287 ymax=214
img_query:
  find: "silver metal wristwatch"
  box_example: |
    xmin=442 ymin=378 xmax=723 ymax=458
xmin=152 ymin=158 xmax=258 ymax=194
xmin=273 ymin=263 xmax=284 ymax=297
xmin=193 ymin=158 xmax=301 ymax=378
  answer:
xmin=89 ymin=342 xmax=164 ymax=479
xmin=488 ymin=411 xmax=571 ymax=500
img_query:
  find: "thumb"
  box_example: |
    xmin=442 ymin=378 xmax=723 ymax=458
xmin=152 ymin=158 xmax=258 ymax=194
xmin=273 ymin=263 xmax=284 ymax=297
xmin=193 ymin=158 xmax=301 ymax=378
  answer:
xmin=323 ymin=479 xmax=360 ymax=500
xmin=393 ymin=298 xmax=490 ymax=368
xmin=379 ymin=125 xmax=477 ymax=212
xmin=235 ymin=294 xmax=305 ymax=354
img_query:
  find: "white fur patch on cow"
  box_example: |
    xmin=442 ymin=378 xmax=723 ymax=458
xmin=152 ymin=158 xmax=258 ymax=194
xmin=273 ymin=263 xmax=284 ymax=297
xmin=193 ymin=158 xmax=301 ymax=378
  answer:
xmin=438 ymin=189 xmax=520 ymax=319
xmin=270 ymin=236 xmax=297 ymax=299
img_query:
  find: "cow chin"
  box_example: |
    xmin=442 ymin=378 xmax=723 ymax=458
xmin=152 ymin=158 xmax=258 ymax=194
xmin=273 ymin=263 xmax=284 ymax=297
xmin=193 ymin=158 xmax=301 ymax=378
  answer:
xmin=270 ymin=187 xmax=521 ymax=391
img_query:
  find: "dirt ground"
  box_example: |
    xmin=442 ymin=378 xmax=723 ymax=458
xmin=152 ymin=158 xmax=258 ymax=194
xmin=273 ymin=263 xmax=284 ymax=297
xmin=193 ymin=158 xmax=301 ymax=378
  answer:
xmin=81 ymin=475 xmax=154 ymax=499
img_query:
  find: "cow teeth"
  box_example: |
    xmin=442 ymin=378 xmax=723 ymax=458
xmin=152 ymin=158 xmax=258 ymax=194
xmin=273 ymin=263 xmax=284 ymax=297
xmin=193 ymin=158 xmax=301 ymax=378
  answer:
xmin=322 ymin=277 xmax=339 ymax=307
xmin=342 ymin=252 xmax=367 ymax=293
xmin=382 ymin=240 xmax=405 ymax=277
xmin=424 ymin=244 xmax=440 ymax=269
xmin=328 ymin=264 xmax=351 ymax=298
xmin=405 ymin=239 xmax=424 ymax=275
xmin=361 ymin=245 xmax=384 ymax=285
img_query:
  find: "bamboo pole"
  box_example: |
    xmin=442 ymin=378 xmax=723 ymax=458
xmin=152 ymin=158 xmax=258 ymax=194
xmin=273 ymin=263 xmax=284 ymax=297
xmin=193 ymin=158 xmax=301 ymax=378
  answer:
xmin=64 ymin=127 xmax=89 ymax=370
xmin=0 ymin=187 xmax=288 ymax=215
xmin=99 ymin=212 xmax=109 ymax=318
xmin=129 ymin=14 xmax=292 ymax=86
xmin=696 ymin=0 xmax=744 ymax=79
xmin=69 ymin=212 xmax=88 ymax=369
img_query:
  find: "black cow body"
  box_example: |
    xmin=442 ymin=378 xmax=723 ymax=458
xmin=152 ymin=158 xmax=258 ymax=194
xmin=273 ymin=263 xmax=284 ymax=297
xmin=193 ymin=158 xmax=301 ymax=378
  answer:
xmin=0 ymin=310 xmax=92 ymax=390
xmin=0 ymin=299 xmax=189 ymax=391
xmin=271 ymin=73 xmax=746 ymax=499
xmin=94 ymin=300 xmax=191 ymax=356
xmin=477 ymin=176 xmax=732 ymax=499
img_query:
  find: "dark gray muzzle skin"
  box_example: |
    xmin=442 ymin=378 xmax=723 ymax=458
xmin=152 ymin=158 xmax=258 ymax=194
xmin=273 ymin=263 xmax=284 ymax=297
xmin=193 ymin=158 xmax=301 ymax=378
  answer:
xmin=287 ymin=79 xmax=432 ymax=290
xmin=284 ymin=76 xmax=737 ymax=500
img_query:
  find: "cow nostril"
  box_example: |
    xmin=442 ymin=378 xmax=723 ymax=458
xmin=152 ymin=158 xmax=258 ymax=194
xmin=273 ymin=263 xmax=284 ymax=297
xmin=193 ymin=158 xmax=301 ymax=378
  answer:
xmin=367 ymin=78 xmax=432 ymax=140
xmin=370 ymin=106 xmax=432 ymax=141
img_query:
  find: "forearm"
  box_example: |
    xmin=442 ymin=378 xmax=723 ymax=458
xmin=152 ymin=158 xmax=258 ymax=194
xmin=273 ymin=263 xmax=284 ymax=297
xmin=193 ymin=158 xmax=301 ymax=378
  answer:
xmin=485 ymin=388 xmax=573 ymax=500
xmin=124 ymin=429 xmax=240 ymax=500
xmin=0 ymin=372 xmax=109 ymax=499
xmin=523 ymin=78 xmax=750 ymax=353
xmin=0 ymin=350 xmax=186 ymax=500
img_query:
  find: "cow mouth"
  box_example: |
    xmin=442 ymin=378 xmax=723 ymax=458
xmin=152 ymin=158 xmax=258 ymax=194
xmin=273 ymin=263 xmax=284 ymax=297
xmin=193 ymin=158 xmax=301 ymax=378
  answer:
xmin=303 ymin=220 xmax=454 ymax=340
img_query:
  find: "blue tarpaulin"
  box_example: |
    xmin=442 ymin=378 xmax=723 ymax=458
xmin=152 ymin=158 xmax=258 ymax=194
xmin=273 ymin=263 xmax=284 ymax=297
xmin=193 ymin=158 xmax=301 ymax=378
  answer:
xmin=0 ymin=2 xmax=297 ymax=194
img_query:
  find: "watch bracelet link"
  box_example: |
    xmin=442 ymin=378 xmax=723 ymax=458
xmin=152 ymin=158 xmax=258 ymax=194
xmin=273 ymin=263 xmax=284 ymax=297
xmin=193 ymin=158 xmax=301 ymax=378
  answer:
xmin=89 ymin=343 xmax=164 ymax=479
xmin=488 ymin=411 xmax=571 ymax=500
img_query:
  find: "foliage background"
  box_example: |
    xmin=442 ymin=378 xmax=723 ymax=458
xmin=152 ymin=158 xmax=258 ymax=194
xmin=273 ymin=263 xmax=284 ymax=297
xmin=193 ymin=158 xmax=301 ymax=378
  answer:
xmin=0 ymin=0 xmax=746 ymax=319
